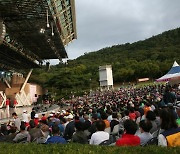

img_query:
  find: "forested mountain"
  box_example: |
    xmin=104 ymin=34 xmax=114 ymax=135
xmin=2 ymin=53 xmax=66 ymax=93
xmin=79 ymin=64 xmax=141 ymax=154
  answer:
xmin=30 ymin=27 xmax=180 ymax=99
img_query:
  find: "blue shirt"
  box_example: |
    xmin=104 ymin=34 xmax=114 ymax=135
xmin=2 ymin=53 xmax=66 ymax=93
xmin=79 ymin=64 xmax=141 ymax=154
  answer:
xmin=58 ymin=124 xmax=65 ymax=136
xmin=46 ymin=136 xmax=67 ymax=144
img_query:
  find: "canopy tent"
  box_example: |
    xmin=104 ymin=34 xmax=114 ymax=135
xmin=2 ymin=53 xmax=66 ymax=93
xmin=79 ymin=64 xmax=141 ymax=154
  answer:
xmin=156 ymin=61 xmax=180 ymax=82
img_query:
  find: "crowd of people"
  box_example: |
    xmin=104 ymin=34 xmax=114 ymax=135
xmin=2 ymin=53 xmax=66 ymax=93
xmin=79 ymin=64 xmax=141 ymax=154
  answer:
xmin=0 ymin=83 xmax=180 ymax=147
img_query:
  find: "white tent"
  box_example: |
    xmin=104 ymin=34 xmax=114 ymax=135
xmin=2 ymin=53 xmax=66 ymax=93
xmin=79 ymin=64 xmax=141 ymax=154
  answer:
xmin=156 ymin=61 xmax=180 ymax=82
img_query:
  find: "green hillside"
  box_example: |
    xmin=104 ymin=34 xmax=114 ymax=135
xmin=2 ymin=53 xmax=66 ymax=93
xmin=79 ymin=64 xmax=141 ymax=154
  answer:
xmin=30 ymin=27 xmax=180 ymax=99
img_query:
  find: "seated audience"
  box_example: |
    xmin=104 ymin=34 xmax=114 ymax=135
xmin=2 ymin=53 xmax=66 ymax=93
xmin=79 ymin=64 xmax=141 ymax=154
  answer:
xmin=28 ymin=120 xmax=42 ymax=142
xmin=129 ymin=107 xmax=136 ymax=121
xmin=46 ymin=124 xmax=66 ymax=144
xmin=90 ymin=120 xmax=109 ymax=145
xmin=138 ymin=120 xmax=153 ymax=145
xmin=36 ymin=124 xmax=50 ymax=144
xmin=146 ymin=111 xmax=158 ymax=134
xmin=175 ymin=104 xmax=180 ymax=126
xmin=116 ymin=120 xmax=140 ymax=146
xmin=64 ymin=114 xmax=75 ymax=140
xmin=110 ymin=112 xmax=119 ymax=132
xmin=101 ymin=112 xmax=110 ymax=128
xmin=72 ymin=121 xmax=88 ymax=144
xmin=158 ymin=108 xmax=180 ymax=147
xmin=13 ymin=122 xmax=30 ymax=143
xmin=4 ymin=126 xmax=17 ymax=142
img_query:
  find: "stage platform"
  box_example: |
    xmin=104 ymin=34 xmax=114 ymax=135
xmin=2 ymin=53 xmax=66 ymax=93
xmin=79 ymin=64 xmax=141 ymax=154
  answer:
xmin=0 ymin=104 xmax=60 ymax=124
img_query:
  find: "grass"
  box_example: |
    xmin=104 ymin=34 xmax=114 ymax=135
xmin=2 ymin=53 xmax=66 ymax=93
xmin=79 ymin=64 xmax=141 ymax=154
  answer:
xmin=114 ymin=81 xmax=165 ymax=90
xmin=0 ymin=143 xmax=180 ymax=154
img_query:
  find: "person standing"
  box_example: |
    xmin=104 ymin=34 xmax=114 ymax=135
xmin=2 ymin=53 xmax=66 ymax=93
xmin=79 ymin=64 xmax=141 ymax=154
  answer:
xmin=6 ymin=98 xmax=10 ymax=111
xmin=22 ymin=110 xmax=29 ymax=123
xmin=31 ymin=108 xmax=36 ymax=120
xmin=12 ymin=112 xmax=21 ymax=131
xmin=163 ymin=86 xmax=176 ymax=105
xmin=13 ymin=99 xmax=18 ymax=110
xmin=34 ymin=114 xmax=39 ymax=126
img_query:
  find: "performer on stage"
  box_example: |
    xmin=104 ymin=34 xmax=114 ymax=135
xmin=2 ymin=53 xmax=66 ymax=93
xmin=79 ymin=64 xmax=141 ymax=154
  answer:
xmin=6 ymin=98 xmax=10 ymax=111
xmin=13 ymin=99 xmax=18 ymax=110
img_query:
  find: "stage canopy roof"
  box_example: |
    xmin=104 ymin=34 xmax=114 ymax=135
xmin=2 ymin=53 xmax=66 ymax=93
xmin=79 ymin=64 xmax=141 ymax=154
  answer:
xmin=156 ymin=61 xmax=180 ymax=82
xmin=0 ymin=0 xmax=77 ymax=70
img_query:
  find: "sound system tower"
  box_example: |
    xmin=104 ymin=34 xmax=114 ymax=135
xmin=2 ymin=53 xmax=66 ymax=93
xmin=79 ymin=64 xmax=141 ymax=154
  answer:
xmin=99 ymin=65 xmax=113 ymax=91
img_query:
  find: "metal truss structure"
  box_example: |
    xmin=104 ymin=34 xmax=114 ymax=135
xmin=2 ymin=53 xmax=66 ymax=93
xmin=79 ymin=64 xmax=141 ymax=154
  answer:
xmin=0 ymin=0 xmax=77 ymax=70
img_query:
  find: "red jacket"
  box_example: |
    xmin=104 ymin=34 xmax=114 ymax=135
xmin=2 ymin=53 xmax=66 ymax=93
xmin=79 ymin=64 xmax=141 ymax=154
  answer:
xmin=6 ymin=99 xmax=10 ymax=106
xmin=14 ymin=99 xmax=18 ymax=105
xmin=116 ymin=134 xmax=140 ymax=146
xmin=129 ymin=113 xmax=136 ymax=121
xmin=41 ymin=116 xmax=47 ymax=121
xmin=34 ymin=118 xmax=39 ymax=126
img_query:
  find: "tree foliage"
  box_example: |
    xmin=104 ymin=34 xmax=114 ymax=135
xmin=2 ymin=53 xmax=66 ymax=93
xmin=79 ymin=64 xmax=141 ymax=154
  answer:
xmin=30 ymin=27 xmax=180 ymax=98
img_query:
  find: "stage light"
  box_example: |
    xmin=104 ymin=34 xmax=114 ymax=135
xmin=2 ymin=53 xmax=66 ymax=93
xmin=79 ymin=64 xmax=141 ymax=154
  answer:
xmin=40 ymin=28 xmax=45 ymax=33
xmin=51 ymin=22 xmax=54 ymax=36
xmin=47 ymin=9 xmax=50 ymax=28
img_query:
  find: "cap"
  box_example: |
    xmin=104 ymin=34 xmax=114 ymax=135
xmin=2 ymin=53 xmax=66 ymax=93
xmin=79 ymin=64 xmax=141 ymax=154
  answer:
xmin=67 ymin=114 xmax=73 ymax=119
xmin=34 ymin=114 xmax=39 ymax=118
xmin=62 ymin=110 xmax=66 ymax=114
xmin=52 ymin=111 xmax=55 ymax=114
xmin=49 ymin=114 xmax=53 ymax=117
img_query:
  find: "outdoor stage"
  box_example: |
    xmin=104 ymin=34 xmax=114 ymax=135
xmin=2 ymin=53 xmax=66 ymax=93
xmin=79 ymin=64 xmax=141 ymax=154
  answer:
xmin=0 ymin=104 xmax=60 ymax=123
xmin=0 ymin=106 xmax=32 ymax=121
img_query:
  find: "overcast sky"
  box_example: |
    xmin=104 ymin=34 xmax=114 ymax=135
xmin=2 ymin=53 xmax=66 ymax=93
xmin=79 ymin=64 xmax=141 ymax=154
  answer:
xmin=52 ymin=0 xmax=180 ymax=64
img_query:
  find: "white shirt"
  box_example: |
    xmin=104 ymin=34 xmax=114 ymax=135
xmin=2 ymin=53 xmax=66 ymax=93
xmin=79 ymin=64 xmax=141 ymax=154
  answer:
xmin=64 ymin=121 xmax=69 ymax=130
xmin=22 ymin=113 xmax=29 ymax=123
xmin=14 ymin=117 xmax=21 ymax=131
xmin=151 ymin=105 xmax=156 ymax=111
xmin=90 ymin=131 xmax=109 ymax=145
xmin=158 ymin=134 xmax=167 ymax=146
xmin=122 ymin=116 xmax=129 ymax=122
xmin=138 ymin=132 xmax=153 ymax=145
xmin=136 ymin=117 xmax=141 ymax=124
xmin=107 ymin=115 xmax=113 ymax=122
